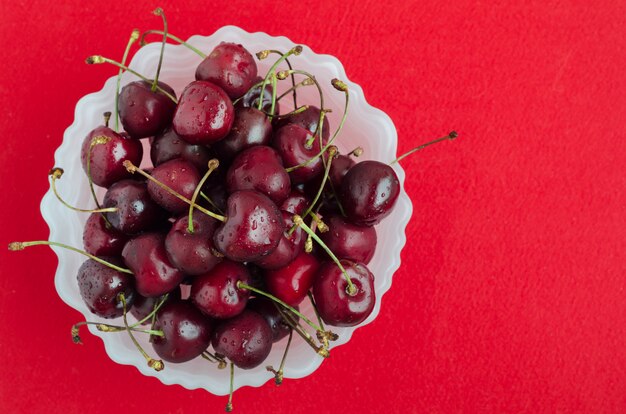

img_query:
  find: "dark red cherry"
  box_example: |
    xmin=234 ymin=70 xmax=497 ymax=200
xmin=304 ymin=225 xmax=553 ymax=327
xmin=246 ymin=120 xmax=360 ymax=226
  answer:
xmin=328 ymin=154 xmax=355 ymax=189
xmin=212 ymin=309 xmax=272 ymax=369
xmin=226 ymin=146 xmax=291 ymax=205
xmin=122 ymin=232 xmax=186 ymax=297
xmin=264 ymin=250 xmax=320 ymax=306
xmin=247 ymin=297 xmax=296 ymax=342
xmin=80 ymin=126 xmax=143 ymax=188
xmin=255 ymin=211 xmax=304 ymax=270
xmin=273 ymin=124 xmax=326 ymax=184
xmin=77 ymin=258 xmax=135 ymax=319
xmin=237 ymin=77 xmax=274 ymax=113
xmin=195 ymin=42 xmax=257 ymax=99
xmin=339 ymin=160 xmax=400 ymax=226
xmin=213 ymin=190 xmax=284 ymax=262
xmin=190 ymin=260 xmax=251 ymax=319
xmin=273 ymin=105 xmax=329 ymax=140
xmin=172 ymin=80 xmax=235 ymax=145
xmin=312 ymin=260 xmax=375 ymax=327
xmin=165 ymin=211 xmax=222 ymax=275
xmin=147 ymin=159 xmax=201 ymax=214
xmin=151 ymin=300 xmax=213 ymax=363
xmin=130 ymin=288 xmax=182 ymax=324
xmin=103 ymin=179 xmax=165 ymax=235
xmin=82 ymin=213 xmax=128 ymax=257
xmin=150 ymin=127 xmax=212 ymax=173
xmin=280 ymin=190 xmax=310 ymax=216
xmin=118 ymin=80 xmax=177 ymax=138
xmin=212 ymin=107 xmax=272 ymax=161
xmin=320 ymin=214 xmax=377 ymax=264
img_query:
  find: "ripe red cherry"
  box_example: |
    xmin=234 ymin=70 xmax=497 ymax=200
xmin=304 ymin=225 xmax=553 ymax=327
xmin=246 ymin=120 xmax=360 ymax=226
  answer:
xmin=103 ymin=179 xmax=165 ymax=235
xmin=264 ymin=250 xmax=320 ymax=306
xmin=213 ymin=190 xmax=284 ymax=262
xmin=273 ymin=105 xmax=329 ymax=140
xmin=273 ymin=124 xmax=326 ymax=184
xmin=328 ymin=154 xmax=355 ymax=189
xmin=82 ymin=213 xmax=128 ymax=257
xmin=236 ymin=77 xmax=274 ymax=113
xmin=147 ymin=158 xmax=201 ymax=214
xmin=77 ymin=258 xmax=135 ymax=319
xmin=122 ymin=232 xmax=186 ymax=297
xmin=80 ymin=126 xmax=143 ymax=188
xmin=172 ymin=80 xmax=235 ymax=145
xmin=212 ymin=107 xmax=272 ymax=161
xmin=150 ymin=127 xmax=212 ymax=173
xmin=255 ymin=211 xmax=304 ymax=270
xmin=280 ymin=190 xmax=310 ymax=216
xmin=118 ymin=80 xmax=177 ymax=138
xmin=190 ymin=260 xmax=251 ymax=319
xmin=211 ymin=309 xmax=273 ymax=369
xmin=226 ymin=146 xmax=291 ymax=205
xmin=151 ymin=299 xmax=213 ymax=363
xmin=312 ymin=260 xmax=375 ymax=327
xmin=339 ymin=160 xmax=400 ymax=226
xmin=195 ymin=42 xmax=258 ymax=99
xmin=320 ymin=214 xmax=377 ymax=264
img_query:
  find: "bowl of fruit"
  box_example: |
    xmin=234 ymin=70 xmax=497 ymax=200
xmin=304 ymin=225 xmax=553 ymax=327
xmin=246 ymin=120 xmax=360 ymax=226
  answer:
xmin=8 ymin=8 xmax=457 ymax=410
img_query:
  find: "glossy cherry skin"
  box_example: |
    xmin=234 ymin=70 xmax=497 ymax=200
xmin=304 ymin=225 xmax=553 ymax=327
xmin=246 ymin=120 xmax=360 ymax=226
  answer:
xmin=212 ymin=309 xmax=273 ymax=369
xmin=151 ymin=300 xmax=213 ymax=363
xmin=122 ymin=232 xmax=186 ymax=297
xmin=147 ymin=158 xmax=201 ymax=214
xmin=165 ymin=211 xmax=222 ymax=275
xmin=312 ymin=260 xmax=375 ymax=327
xmin=236 ymin=77 xmax=274 ymax=113
xmin=264 ymin=250 xmax=320 ymax=306
xmin=103 ymin=179 xmax=165 ymax=235
xmin=255 ymin=211 xmax=304 ymax=270
xmin=320 ymin=214 xmax=377 ymax=264
xmin=329 ymin=154 xmax=355 ymax=189
xmin=82 ymin=213 xmax=128 ymax=257
xmin=212 ymin=107 xmax=272 ymax=161
xmin=77 ymin=258 xmax=135 ymax=319
xmin=280 ymin=190 xmax=310 ymax=216
xmin=273 ymin=105 xmax=329 ymax=140
xmin=247 ymin=297 xmax=296 ymax=342
xmin=190 ymin=260 xmax=251 ymax=319
xmin=81 ymin=126 xmax=143 ymax=188
xmin=273 ymin=124 xmax=326 ymax=184
xmin=172 ymin=80 xmax=235 ymax=145
xmin=118 ymin=80 xmax=177 ymax=139
xmin=150 ymin=127 xmax=212 ymax=173
xmin=213 ymin=190 xmax=284 ymax=262
xmin=226 ymin=146 xmax=291 ymax=205
xmin=195 ymin=42 xmax=257 ymax=99
xmin=339 ymin=160 xmax=400 ymax=226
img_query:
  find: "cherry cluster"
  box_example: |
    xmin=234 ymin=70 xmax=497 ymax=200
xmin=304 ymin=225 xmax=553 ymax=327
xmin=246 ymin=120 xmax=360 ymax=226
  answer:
xmin=9 ymin=8 xmax=456 ymax=411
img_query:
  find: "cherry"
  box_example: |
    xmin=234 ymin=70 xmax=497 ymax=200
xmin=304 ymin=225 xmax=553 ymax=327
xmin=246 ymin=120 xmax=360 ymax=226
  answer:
xmin=151 ymin=299 xmax=213 ymax=363
xmin=150 ymin=127 xmax=212 ymax=173
xmin=212 ymin=106 xmax=272 ymax=161
xmin=320 ymin=214 xmax=377 ymax=264
xmin=280 ymin=189 xmax=310 ymax=216
xmin=273 ymin=124 xmax=326 ymax=184
xmin=339 ymin=160 xmax=400 ymax=226
xmin=236 ymin=77 xmax=274 ymax=113
xmin=122 ymin=232 xmax=186 ymax=297
xmin=226 ymin=146 xmax=291 ymax=205
xmin=312 ymin=260 xmax=375 ymax=327
xmin=328 ymin=154 xmax=355 ymax=189
xmin=255 ymin=211 xmax=304 ymax=270
xmin=77 ymin=258 xmax=136 ymax=319
xmin=131 ymin=288 xmax=181 ymax=324
xmin=80 ymin=126 xmax=143 ymax=188
xmin=190 ymin=260 xmax=251 ymax=319
xmin=213 ymin=190 xmax=284 ymax=262
xmin=264 ymin=250 xmax=320 ymax=307
xmin=273 ymin=105 xmax=329 ymax=140
xmin=172 ymin=80 xmax=235 ymax=145
xmin=211 ymin=309 xmax=273 ymax=369
xmin=82 ymin=212 xmax=128 ymax=257
xmin=165 ymin=211 xmax=222 ymax=275
xmin=195 ymin=42 xmax=258 ymax=99
xmin=118 ymin=80 xmax=177 ymax=138
xmin=147 ymin=158 xmax=201 ymax=214
xmin=103 ymin=179 xmax=165 ymax=234
xmin=247 ymin=297 xmax=296 ymax=343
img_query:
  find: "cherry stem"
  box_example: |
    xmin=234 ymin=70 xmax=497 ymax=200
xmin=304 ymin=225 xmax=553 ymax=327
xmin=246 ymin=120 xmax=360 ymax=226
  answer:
xmin=8 ymin=240 xmax=133 ymax=274
xmin=292 ymin=214 xmax=357 ymax=296
xmin=86 ymin=134 xmax=105 ymax=211
xmin=308 ymin=211 xmax=328 ymax=232
xmin=308 ymin=292 xmax=326 ymax=332
xmin=71 ymin=321 xmax=164 ymax=344
xmin=390 ymin=131 xmax=458 ymax=165
xmin=115 ymin=30 xmax=140 ymax=132
xmin=151 ymin=8 xmax=167 ymax=93
xmin=275 ymin=304 xmax=329 ymax=358
xmin=120 ymin=293 xmax=164 ymax=372
xmin=225 ymin=362 xmax=234 ymax=412
xmin=277 ymin=78 xmax=313 ymax=103
xmin=49 ymin=167 xmax=118 ymax=214
xmin=256 ymin=45 xmax=302 ymax=112
xmin=269 ymin=73 xmax=278 ymax=116
xmin=301 ymin=146 xmax=337 ymax=220
xmin=348 ymin=146 xmax=363 ymax=157
xmin=266 ymin=329 xmax=293 ymax=385
xmin=129 ymin=293 xmax=169 ymax=328
xmin=122 ymin=160 xmax=226 ymax=222
xmin=202 ymin=351 xmax=227 ymax=369
xmin=271 ymin=104 xmax=309 ymax=120
xmin=140 ymin=30 xmax=206 ymax=58
xmin=187 ymin=159 xmax=220 ymax=234
xmin=266 ymin=50 xmax=298 ymax=108
xmin=86 ymin=56 xmax=178 ymax=103
xmin=199 ymin=191 xmax=224 ymax=215
xmin=236 ymin=281 xmax=323 ymax=333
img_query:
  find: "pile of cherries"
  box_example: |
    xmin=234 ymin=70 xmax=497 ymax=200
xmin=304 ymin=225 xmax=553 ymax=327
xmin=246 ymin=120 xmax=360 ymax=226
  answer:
xmin=9 ymin=9 xmax=456 ymax=411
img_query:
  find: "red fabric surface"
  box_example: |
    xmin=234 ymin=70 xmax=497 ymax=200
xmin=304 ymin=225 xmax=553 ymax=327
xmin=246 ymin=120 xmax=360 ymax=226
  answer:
xmin=1 ymin=1 xmax=626 ymax=412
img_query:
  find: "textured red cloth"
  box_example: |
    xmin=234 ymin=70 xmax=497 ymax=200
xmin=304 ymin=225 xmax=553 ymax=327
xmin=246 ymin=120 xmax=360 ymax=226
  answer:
xmin=1 ymin=1 xmax=626 ymax=413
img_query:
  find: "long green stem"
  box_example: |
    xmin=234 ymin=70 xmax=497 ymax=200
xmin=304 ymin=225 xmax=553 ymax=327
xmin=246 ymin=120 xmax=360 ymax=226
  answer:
xmin=267 ymin=50 xmax=298 ymax=108
xmin=390 ymin=131 xmax=459 ymax=165
xmin=256 ymin=45 xmax=302 ymax=112
xmin=49 ymin=168 xmax=117 ymax=214
xmin=301 ymin=146 xmax=337 ymax=220
xmin=226 ymin=362 xmax=234 ymax=412
xmin=140 ymin=30 xmax=206 ymax=58
xmin=120 ymin=293 xmax=164 ymax=371
xmin=85 ymin=134 xmax=106 ymax=217
xmin=129 ymin=293 xmax=169 ymax=328
xmin=275 ymin=304 xmax=329 ymax=358
xmin=266 ymin=329 xmax=293 ymax=385
xmin=188 ymin=159 xmax=219 ymax=233
xmin=115 ymin=30 xmax=140 ymax=131
xmin=71 ymin=321 xmax=164 ymax=344
xmin=151 ymin=8 xmax=167 ymax=93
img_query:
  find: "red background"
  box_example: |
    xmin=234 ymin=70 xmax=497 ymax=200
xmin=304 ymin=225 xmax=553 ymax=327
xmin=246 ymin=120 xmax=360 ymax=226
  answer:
xmin=1 ymin=1 xmax=625 ymax=412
